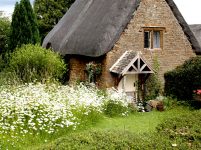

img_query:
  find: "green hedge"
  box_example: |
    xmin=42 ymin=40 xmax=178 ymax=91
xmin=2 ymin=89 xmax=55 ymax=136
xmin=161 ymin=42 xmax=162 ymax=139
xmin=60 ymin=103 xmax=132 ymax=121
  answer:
xmin=7 ymin=44 xmax=66 ymax=83
xmin=164 ymin=56 xmax=201 ymax=100
xmin=156 ymin=110 xmax=201 ymax=149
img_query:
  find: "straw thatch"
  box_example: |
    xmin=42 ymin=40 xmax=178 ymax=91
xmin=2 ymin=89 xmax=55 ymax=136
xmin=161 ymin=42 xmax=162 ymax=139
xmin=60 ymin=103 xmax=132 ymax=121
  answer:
xmin=189 ymin=24 xmax=201 ymax=48
xmin=42 ymin=0 xmax=201 ymax=56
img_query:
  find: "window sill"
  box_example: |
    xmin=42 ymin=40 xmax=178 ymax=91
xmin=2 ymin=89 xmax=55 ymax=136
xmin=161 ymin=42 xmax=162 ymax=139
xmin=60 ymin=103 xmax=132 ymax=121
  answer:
xmin=144 ymin=48 xmax=162 ymax=51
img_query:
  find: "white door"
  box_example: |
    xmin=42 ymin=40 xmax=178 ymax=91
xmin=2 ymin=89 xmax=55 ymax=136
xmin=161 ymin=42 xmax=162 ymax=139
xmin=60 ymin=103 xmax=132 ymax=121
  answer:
xmin=118 ymin=74 xmax=138 ymax=99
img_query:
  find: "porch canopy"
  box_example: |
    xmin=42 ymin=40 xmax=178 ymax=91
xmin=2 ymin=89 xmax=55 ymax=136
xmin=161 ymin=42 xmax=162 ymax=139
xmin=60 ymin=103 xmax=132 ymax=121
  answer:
xmin=109 ymin=51 xmax=154 ymax=75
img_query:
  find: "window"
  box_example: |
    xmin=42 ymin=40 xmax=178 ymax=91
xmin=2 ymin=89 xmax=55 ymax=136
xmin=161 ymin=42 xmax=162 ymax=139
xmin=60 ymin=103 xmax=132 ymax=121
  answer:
xmin=143 ymin=28 xmax=164 ymax=49
xmin=153 ymin=31 xmax=160 ymax=48
xmin=144 ymin=31 xmax=150 ymax=48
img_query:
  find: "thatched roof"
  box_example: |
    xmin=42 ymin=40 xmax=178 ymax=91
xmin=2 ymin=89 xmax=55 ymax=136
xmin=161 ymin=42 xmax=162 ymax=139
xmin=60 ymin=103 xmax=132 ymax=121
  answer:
xmin=42 ymin=0 xmax=201 ymax=57
xmin=189 ymin=24 xmax=201 ymax=48
xmin=42 ymin=0 xmax=140 ymax=57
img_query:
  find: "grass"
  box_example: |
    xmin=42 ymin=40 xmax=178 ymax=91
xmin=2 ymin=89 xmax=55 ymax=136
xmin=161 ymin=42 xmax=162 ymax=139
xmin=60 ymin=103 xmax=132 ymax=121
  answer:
xmin=1 ymin=105 xmax=193 ymax=149
xmin=30 ymin=106 xmax=195 ymax=150
xmin=89 ymin=106 xmax=191 ymax=133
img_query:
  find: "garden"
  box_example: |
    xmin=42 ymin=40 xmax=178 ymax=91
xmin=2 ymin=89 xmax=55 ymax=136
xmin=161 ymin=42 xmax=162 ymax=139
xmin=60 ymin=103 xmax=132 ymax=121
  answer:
xmin=0 ymin=81 xmax=200 ymax=149
xmin=0 ymin=0 xmax=200 ymax=149
xmin=0 ymin=44 xmax=199 ymax=149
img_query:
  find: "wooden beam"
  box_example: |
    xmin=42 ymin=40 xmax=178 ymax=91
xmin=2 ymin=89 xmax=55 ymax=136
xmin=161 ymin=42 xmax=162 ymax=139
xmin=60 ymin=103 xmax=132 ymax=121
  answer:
xmin=140 ymin=64 xmax=147 ymax=72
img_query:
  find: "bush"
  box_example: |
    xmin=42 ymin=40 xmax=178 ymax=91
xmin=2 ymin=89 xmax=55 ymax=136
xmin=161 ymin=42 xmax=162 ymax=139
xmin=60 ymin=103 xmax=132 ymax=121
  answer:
xmin=6 ymin=44 xmax=66 ymax=83
xmin=37 ymin=128 xmax=201 ymax=150
xmin=36 ymin=130 xmax=144 ymax=150
xmin=156 ymin=110 xmax=201 ymax=149
xmin=102 ymin=88 xmax=135 ymax=117
xmin=164 ymin=56 xmax=201 ymax=101
xmin=103 ymin=100 xmax=128 ymax=117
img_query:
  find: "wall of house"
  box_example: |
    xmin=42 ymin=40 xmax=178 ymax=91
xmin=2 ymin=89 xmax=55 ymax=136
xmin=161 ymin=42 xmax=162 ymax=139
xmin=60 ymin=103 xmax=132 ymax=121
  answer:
xmin=69 ymin=56 xmax=87 ymax=84
xmin=68 ymin=55 xmax=104 ymax=85
xmin=99 ymin=0 xmax=196 ymax=88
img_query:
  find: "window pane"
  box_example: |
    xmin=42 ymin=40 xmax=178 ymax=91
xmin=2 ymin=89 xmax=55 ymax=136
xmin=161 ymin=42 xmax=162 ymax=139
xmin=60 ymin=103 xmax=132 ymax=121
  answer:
xmin=153 ymin=31 xmax=160 ymax=48
xmin=144 ymin=31 xmax=150 ymax=48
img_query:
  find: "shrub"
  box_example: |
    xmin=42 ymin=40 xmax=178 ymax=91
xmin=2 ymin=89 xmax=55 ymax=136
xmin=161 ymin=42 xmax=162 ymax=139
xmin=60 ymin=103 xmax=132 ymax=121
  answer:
xmin=156 ymin=110 xmax=201 ymax=149
xmin=37 ymin=128 xmax=201 ymax=150
xmin=103 ymin=100 xmax=128 ymax=117
xmin=103 ymin=88 xmax=134 ymax=117
xmin=164 ymin=56 xmax=201 ymax=101
xmin=7 ymin=44 xmax=66 ymax=83
xmin=36 ymin=130 xmax=141 ymax=150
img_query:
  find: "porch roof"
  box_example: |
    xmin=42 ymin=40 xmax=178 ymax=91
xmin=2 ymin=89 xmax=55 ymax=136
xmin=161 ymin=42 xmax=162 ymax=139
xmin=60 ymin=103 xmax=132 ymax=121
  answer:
xmin=109 ymin=51 xmax=154 ymax=75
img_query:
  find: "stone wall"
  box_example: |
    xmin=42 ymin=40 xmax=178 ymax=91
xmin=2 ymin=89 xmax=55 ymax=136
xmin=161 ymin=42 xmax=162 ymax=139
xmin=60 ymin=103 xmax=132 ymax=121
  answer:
xmin=69 ymin=56 xmax=87 ymax=84
xmin=69 ymin=55 xmax=104 ymax=85
xmin=99 ymin=0 xmax=196 ymax=88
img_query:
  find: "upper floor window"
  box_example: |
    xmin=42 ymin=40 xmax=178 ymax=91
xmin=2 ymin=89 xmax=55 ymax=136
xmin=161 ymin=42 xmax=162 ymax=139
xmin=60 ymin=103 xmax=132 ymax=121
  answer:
xmin=143 ymin=27 xmax=164 ymax=49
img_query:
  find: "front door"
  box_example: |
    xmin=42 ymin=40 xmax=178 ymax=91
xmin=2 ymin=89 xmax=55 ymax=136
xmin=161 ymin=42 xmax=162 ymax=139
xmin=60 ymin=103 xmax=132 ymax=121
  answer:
xmin=118 ymin=74 xmax=138 ymax=101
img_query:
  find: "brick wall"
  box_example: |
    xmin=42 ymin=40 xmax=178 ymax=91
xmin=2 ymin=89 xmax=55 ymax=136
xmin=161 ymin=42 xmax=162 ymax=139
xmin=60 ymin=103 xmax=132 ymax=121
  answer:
xmin=99 ymin=0 xmax=196 ymax=88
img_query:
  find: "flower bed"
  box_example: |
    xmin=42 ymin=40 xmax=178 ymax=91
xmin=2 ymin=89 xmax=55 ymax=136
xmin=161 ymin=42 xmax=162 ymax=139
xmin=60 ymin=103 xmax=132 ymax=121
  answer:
xmin=0 ymin=83 xmax=131 ymax=140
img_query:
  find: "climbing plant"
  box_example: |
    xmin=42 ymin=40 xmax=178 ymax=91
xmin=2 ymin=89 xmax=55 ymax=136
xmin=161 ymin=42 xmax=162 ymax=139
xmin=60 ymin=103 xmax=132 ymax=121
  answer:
xmin=144 ymin=56 xmax=162 ymax=101
xmin=85 ymin=62 xmax=102 ymax=83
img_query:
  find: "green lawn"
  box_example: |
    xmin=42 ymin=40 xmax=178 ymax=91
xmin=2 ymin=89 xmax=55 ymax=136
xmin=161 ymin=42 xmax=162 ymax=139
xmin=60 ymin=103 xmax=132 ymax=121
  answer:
xmin=3 ymin=106 xmax=192 ymax=150
xmin=30 ymin=106 xmax=194 ymax=150
xmin=89 ymin=106 xmax=190 ymax=133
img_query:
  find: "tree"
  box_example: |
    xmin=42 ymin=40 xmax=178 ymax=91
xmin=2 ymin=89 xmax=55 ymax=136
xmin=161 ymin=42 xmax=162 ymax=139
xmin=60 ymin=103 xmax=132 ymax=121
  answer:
xmin=34 ymin=0 xmax=75 ymax=41
xmin=9 ymin=0 xmax=40 ymax=51
xmin=0 ymin=13 xmax=10 ymax=54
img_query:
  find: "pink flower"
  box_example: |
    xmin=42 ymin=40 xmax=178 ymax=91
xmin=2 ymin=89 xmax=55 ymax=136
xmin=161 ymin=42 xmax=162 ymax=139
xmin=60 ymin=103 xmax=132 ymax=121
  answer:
xmin=194 ymin=90 xmax=201 ymax=95
xmin=197 ymin=90 xmax=201 ymax=95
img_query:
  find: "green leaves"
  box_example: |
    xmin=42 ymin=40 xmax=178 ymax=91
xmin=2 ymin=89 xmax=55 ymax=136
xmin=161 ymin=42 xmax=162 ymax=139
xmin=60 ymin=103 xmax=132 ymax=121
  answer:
xmin=9 ymin=0 xmax=40 ymax=51
xmin=34 ymin=0 xmax=75 ymax=41
xmin=7 ymin=44 xmax=66 ymax=83
xmin=0 ymin=15 xmax=10 ymax=54
xmin=164 ymin=56 xmax=201 ymax=100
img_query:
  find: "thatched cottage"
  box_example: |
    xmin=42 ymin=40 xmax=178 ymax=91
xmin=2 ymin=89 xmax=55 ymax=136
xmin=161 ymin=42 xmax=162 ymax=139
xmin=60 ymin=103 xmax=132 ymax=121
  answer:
xmin=43 ymin=0 xmax=201 ymax=99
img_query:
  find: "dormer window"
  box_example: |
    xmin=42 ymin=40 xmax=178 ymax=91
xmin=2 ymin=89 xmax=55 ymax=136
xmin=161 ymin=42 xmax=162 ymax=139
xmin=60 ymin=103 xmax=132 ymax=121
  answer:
xmin=143 ymin=27 xmax=165 ymax=49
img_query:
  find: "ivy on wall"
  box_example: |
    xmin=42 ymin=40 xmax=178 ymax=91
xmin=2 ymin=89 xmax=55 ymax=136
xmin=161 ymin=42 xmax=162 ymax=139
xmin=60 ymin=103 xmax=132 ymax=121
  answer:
xmin=85 ymin=62 xmax=102 ymax=83
xmin=144 ymin=56 xmax=162 ymax=101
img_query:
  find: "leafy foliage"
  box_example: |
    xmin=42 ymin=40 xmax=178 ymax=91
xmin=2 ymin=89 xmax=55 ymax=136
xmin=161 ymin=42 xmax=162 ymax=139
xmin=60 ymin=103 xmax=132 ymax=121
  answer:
xmin=9 ymin=0 xmax=40 ymax=51
xmin=34 ymin=0 xmax=75 ymax=41
xmin=102 ymin=88 xmax=134 ymax=117
xmin=37 ymin=130 xmax=139 ymax=150
xmin=144 ymin=56 xmax=162 ymax=101
xmin=164 ymin=56 xmax=201 ymax=101
xmin=85 ymin=62 xmax=102 ymax=83
xmin=103 ymin=100 xmax=129 ymax=117
xmin=156 ymin=110 xmax=201 ymax=149
xmin=0 ymin=16 xmax=10 ymax=54
xmin=7 ymin=44 xmax=66 ymax=83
